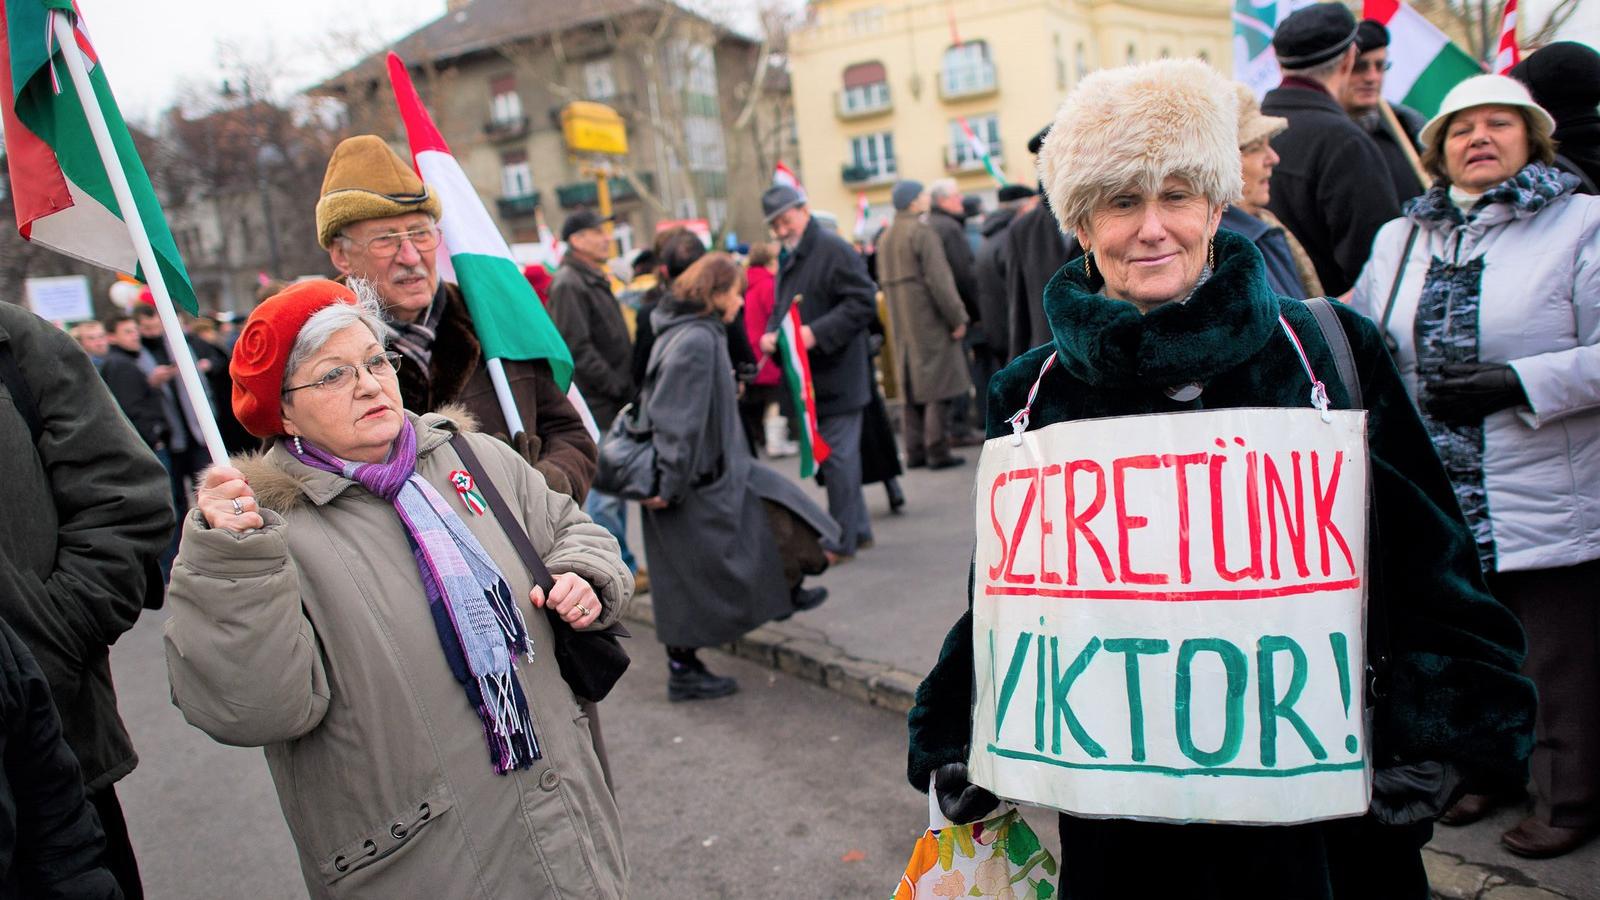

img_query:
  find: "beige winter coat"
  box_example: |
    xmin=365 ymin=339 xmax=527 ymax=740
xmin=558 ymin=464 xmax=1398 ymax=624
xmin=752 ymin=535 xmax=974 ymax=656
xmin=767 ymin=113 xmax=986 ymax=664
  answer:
xmin=878 ymin=214 xmax=972 ymax=402
xmin=163 ymin=409 xmax=630 ymax=899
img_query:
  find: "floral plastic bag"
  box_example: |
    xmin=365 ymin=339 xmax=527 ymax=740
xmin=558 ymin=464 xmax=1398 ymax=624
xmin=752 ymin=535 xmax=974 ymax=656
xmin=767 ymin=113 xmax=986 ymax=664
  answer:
xmin=893 ymin=786 xmax=1059 ymax=899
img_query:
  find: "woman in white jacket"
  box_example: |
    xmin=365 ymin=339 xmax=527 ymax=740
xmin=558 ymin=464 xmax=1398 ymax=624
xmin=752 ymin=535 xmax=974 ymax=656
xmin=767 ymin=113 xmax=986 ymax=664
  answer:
xmin=1352 ymin=75 xmax=1600 ymax=859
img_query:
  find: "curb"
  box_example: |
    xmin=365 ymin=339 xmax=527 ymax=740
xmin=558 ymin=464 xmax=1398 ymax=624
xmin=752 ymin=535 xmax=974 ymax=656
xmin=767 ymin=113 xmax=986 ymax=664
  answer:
xmin=621 ymin=595 xmax=922 ymax=715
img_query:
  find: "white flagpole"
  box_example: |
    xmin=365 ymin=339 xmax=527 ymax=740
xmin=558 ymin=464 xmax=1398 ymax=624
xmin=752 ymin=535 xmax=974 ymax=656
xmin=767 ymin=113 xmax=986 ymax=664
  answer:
xmin=483 ymin=357 xmax=527 ymax=437
xmin=51 ymin=9 xmax=226 ymax=465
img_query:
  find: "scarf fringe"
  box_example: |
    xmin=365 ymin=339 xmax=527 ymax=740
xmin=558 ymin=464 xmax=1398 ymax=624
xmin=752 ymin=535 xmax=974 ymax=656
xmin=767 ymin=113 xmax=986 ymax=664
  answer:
xmin=479 ymin=671 xmax=542 ymax=773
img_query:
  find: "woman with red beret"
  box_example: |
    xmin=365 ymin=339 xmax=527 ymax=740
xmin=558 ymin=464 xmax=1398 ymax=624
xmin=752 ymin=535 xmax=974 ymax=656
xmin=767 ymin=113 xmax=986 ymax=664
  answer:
xmin=162 ymin=279 xmax=630 ymax=898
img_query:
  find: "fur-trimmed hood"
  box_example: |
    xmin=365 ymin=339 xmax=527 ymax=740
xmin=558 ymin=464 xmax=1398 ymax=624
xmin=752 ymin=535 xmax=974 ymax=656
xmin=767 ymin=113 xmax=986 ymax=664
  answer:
xmin=1038 ymin=59 xmax=1242 ymax=234
xmin=235 ymin=404 xmax=479 ymax=513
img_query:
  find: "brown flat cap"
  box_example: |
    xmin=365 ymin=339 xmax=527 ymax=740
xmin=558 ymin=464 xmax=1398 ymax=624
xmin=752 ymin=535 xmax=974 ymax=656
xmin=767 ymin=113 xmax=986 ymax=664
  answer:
xmin=315 ymin=135 xmax=442 ymax=248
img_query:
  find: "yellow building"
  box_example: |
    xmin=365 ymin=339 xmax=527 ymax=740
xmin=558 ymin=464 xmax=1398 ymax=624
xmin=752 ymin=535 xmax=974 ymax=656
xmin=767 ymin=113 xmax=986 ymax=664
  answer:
xmin=789 ymin=0 xmax=1232 ymax=230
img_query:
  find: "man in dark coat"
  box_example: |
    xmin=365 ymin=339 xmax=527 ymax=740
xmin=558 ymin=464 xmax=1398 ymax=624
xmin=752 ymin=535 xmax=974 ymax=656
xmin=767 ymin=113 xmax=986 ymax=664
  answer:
xmin=0 ymin=618 xmax=121 ymax=899
xmin=318 ymin=135 xmax=596 ymax=502
xmin=1262 ymin=3 xmax=1401 ymax=296
xmin=0 ymin=301 xmax=173 ymax=899
xmin=1512 ymin=42 xmax=1600 ymax=194
xmin=973 ymin=185 xmax=1036 ymax=406
xmin=759 ymin=185 xmax=881 ymax=561
xmin=547 ymin=208 xmax=642 ymax=579
xmin=1341 ymin=19 xmax=1427 ymax=205
xmin=927 ymin=178 xmax=983 ymax=443
xmin=1006 ymin=131 xmax=1079 ymax=363
xmin=97 ymin=316 xmax=171 ymax=453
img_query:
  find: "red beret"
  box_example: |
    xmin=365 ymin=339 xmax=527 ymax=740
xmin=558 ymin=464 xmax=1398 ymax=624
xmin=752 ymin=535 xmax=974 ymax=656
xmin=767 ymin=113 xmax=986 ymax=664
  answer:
xmin=230 ymin=279 xmax=358 ymax=438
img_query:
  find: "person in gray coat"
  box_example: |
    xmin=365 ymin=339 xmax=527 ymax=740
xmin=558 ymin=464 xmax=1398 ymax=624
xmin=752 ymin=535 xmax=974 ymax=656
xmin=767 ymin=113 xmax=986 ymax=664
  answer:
xmin=641 ymin=254 xmax=838 ymax=701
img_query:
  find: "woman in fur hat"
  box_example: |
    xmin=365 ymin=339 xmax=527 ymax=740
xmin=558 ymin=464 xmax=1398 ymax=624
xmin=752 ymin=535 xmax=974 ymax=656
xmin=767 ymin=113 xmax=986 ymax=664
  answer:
xmin=163 ymin=279 xmax=630 ymax=899
xmin=906 ymin=59 xmax=1533 ymax=898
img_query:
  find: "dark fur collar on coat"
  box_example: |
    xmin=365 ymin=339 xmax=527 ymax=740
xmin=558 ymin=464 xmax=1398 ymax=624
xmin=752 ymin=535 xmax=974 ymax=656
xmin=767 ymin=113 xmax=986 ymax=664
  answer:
xmin=1043 ymin=230 xmax=1279 ymax=388
xmin=234 ymin=404 xmax=479 ymax=514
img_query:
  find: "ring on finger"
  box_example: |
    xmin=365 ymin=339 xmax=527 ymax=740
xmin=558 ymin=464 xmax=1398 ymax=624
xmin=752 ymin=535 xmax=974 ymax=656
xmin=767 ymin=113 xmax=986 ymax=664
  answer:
xmin=575 ymin=604 xmax=590 ymax=617
xmin=231 ymin=498 xmax=244 ymax=516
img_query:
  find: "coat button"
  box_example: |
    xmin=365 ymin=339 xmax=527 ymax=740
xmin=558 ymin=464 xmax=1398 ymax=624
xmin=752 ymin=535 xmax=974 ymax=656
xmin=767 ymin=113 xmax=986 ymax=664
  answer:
xmin=539 ymin=769 xmax=561 ymax=791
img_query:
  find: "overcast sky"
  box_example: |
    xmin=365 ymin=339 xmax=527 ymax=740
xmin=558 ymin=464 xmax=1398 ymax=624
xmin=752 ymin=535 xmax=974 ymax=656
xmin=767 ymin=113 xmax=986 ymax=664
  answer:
xmin=78 ymin=0 xmax=1600 ymax=125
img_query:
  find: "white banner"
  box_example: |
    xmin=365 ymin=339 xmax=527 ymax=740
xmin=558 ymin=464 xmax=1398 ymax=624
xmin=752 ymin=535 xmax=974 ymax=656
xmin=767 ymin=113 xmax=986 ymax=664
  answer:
xmin=25 ymin=274 xmax=93 ymax=323
xmin=970 ymin=408 xmax=1371 ymax=824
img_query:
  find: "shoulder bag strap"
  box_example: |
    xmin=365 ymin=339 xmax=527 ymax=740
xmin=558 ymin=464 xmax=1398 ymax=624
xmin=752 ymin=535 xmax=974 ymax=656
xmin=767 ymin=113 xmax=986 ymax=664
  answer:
xmin=1304 ymin=298 xmax=1361 ymax=410
xmin=450 ymin=433 xmax=554 ymax=593
xmin=1378 ymin=224 xmax=1420 ymax=338
xmin=0 ymin=339 xmax=43 ymax=445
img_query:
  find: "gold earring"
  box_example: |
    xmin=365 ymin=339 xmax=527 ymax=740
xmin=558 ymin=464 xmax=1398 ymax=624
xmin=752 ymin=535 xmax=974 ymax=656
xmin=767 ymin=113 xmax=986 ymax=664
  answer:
xmin=1084 ymin=250 xmax=1093 ymax=280
xmin=1207 ymin=237 xmax=1215 ymax=271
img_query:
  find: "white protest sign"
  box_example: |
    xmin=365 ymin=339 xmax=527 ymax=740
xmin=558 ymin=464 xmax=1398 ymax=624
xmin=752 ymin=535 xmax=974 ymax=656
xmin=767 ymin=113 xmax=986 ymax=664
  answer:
xmin=25 ymin=275 xmax=93 ymax=322
xmin=969 ymin=407 xmax=1370 ymax=825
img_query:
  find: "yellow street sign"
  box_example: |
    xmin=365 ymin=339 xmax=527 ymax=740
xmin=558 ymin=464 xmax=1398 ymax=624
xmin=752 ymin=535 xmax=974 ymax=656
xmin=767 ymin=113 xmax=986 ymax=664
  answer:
xmin=561 ymin=101 xmax=628 ymax=156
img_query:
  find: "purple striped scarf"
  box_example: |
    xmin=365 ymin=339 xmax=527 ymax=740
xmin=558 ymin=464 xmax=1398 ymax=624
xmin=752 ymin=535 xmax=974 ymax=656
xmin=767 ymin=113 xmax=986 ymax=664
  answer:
xmin=289 ymin=419 xmax=540 ymax=773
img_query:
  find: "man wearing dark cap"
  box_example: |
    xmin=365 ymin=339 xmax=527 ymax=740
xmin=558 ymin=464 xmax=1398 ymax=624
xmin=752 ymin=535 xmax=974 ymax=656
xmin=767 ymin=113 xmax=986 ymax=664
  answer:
xmin=1512 ymin=42 xmax=1600 ymax=193
xmin=973 ymin=184 xmax=1036 ymax=402
xmin=1003 ymin=126 xmax=1078 ymax=362
xmin=757 ymin=184 xmax=880 ymax=562
xmin=1261 ymin=2 xmax=1400 ymax=295
xmin=319 ymin=135 xmax=597 ymax=502
xmin=1341 ymin=18 xmax=1427 ymax=204
xmin=547 ymin=208 xmax=643 ymax=586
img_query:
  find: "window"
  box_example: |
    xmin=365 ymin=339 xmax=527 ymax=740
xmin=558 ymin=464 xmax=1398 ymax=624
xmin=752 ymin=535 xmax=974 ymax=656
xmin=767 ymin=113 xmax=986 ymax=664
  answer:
xmin=847 ymin=6 xmax=884 ymax=35
xmin=948 ymin=114 xmax=1001 ymax=169
xmin=1076 ymin=41 xmax=1089 ymax=82
xmin=849 ymin=131 xmax=896 ymax=179
xmin=942 ymin=41 xmax=995 ymax=97
xmin=841 ymin=61 xmax=890 ymax=113
xmin=489 ymin=74 xmax=522 ymax=125
xmin=500 ymin=150 xmax=534 ymax=198
xmin=583 ymin=60 xmax=616 ymax=100
xmin=1126 ymin=44 xmax=1138 ymax=65
xmin=668 ymin=38 xmax=717 ymax=98
xmin=1054 ymin=34 xmax=1066 ymax=90
xmin=684 ymin=116 xmax=726 ymax=170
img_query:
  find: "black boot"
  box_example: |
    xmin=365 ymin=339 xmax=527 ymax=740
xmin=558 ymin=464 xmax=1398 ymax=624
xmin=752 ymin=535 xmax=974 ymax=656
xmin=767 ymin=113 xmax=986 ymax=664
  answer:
xmin=886 ymin=478 xmax=906 ymax=514
xmin=667 ymin=650 xmax=739 ymax=702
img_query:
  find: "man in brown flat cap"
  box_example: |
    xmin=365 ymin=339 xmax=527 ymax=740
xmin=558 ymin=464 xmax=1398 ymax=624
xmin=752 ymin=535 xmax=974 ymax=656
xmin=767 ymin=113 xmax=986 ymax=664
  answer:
xmin=315 ymin=135 xmax=596 ymax=501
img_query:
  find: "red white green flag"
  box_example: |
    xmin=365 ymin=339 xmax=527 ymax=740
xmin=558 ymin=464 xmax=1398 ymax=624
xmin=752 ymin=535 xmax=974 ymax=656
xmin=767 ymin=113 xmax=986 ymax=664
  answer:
xmin=1363 ymin=0 xmax=1484 ymax=118
xmin=0 ymin=1 xmax=197 ymax=313
xmin=388 ymin=52 xmax=574 ymax=391
xmin=776 ymin=303 xmax=830 ymax=477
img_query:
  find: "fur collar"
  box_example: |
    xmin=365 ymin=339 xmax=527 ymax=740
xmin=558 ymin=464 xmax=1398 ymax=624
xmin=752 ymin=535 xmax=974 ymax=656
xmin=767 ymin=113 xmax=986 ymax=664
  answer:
xmin=1043 ymin=229 xmax=1280 ymax=388
xmin=236 ymin=404 xmax=479 ymax=514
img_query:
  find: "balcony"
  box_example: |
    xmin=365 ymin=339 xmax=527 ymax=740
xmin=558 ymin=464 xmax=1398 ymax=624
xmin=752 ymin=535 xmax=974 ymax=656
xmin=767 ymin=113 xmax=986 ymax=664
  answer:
xmin=841 ymin=163 xmax=896 ymax=186
xmin=554 ymin=173 xmax=654 ymax=209
xmin=939 ymin=63 xmax=998 ymax=101
xmin=944 ymin=144 xmax=1002 ymax=173
xmin=484 ymin=116 xmax=531 ymax=140
xmin=496 ymin=192 xmax=541 ymax=218
xmin=835 ymin=84 xmax=892 ymax=120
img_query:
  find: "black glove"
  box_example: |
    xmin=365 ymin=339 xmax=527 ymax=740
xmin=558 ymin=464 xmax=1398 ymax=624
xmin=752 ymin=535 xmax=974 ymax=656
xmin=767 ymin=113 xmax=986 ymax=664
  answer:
xmin=1370 ymin=761 xmax=1463 ymax=826
xmin=1422 ymin=363 xmax=1526 ymax=426
xmin=933 ymin=762 xmax=1000 ymax=825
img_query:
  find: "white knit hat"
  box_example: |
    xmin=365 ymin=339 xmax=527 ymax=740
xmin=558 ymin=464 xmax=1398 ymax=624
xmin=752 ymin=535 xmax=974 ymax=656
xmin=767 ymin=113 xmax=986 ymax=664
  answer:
xmin=1037 ymin=59 xmax=1241 ymax=234
xmin=1419 ymin=74 xmax=1556 ymax=147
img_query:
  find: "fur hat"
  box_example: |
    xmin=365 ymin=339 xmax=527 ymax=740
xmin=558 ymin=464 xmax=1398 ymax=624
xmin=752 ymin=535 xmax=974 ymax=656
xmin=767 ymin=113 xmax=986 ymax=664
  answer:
xmin=315 ymin=135 xmax=442 ymax=248
xmin=1038 ymin=59 xmax=1242 ymax=234
xmin=230 ymin=279 xmax=359 ymax=437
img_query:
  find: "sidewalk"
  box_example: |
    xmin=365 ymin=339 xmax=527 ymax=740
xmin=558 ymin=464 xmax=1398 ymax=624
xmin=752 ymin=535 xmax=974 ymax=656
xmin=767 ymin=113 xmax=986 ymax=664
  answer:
xmin=624 ymin=452 xmax=1596 ymax=900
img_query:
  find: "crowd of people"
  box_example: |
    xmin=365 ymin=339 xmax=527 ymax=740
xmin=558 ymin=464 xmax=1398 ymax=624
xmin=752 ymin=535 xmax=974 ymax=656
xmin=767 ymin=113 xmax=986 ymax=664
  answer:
xmin=0 ymin=2 xmax=1595 ymax=896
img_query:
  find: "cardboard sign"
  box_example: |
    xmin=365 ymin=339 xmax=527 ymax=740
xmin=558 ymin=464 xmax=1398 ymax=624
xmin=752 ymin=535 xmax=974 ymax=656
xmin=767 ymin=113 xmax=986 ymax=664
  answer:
xmin=25 ymin=275 xmax=92 ymax=323
xmin=969 ymin=408 xmax=1371 ymax=824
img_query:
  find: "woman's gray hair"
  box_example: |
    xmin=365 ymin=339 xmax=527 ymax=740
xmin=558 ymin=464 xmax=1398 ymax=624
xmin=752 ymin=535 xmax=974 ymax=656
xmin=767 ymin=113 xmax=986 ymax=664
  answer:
xmin=282 ymin=279 xmax=394 ymax=393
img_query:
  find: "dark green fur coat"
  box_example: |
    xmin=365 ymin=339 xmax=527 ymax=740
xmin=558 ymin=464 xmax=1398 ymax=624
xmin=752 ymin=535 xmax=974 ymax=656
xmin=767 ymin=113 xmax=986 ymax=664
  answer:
xmin=905 ymin=231 xmax=1535 ymax=897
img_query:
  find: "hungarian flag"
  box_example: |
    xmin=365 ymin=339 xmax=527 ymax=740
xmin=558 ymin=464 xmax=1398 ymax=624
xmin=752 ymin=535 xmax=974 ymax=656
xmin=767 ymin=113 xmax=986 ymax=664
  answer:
xmin=387 ymin=52 xmax=573 ymax=391
xmin=1364 ymin=0 xmax=1482 ymax=118
xmin=776 ymin=303 xmax=830 ymax=478
xmin=1493 ymin=0 xmax=1520 ymax=75
xmin=956 ymin=116 xmax=1005 ymax=185
xmin=0 ymin=1 xmax=196 ymax=313
xmin=773 ymin=161 xmax=805 ymax=199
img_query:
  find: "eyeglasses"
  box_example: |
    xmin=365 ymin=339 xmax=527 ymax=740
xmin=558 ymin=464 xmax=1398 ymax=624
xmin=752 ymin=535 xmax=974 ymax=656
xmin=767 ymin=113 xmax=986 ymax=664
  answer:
xmin=283 ymin=352 xmax=404 ymax=395
xmin=342 ymin=226 xmax=441 ymax=259
xmin=1353 ymin=59 xmax=1393 ymax=75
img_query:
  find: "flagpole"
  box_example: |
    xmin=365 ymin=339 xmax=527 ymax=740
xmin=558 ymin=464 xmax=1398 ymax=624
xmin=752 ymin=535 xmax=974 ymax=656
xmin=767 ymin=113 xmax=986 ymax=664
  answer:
xmin=1379 ymin=100 xmax=1432 ymax=190
xmin=483 ymin=357 xmax=527 ymax=437
xmin=50 ymin=9 xmax=227 ymax=466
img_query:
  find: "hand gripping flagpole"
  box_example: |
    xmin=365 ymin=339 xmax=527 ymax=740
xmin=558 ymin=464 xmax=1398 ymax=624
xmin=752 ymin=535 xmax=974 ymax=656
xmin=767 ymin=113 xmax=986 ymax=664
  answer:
xmin=51 ymin=9 xmax=227 ymax=466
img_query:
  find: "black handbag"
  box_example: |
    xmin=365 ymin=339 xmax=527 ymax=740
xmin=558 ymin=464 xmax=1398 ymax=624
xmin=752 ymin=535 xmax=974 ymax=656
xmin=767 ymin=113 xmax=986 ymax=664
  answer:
xmin=450 ymin=434 xmax=632 ymax=703
xmin=593 ymin=401 xmax=656 ymax=500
